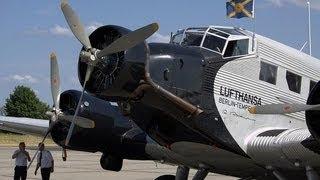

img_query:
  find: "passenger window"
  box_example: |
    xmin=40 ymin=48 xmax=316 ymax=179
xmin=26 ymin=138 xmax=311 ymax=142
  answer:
xmin=224 ymin=39 xmax=249 ymax=57
xmin=259 ymin=61 xmax=277 ymax=85
xmin=310 ymin=80 xmax=317 ymax=94
xmin=286 ymin=71 xmax=301 ymax=93
xmin=202 ymin=34 xmax=226 ymax=53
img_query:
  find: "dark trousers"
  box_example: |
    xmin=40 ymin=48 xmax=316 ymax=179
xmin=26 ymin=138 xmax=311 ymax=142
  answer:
xmin=14 ymin=166 xmax=27 ymax=180
xmin=41 ymin=168 xmax=51 ymax=180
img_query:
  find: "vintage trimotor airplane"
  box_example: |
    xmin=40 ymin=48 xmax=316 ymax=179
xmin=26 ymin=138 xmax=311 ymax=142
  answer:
xmin=3 ymin=0 xmax=320 ymax=179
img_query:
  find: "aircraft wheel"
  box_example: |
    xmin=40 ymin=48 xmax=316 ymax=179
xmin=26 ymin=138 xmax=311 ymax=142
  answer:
xmin=154 ymin=175 xmax=176 ymax=180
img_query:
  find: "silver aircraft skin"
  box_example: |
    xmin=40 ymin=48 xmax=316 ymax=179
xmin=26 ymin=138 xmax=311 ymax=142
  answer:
xmin=167 ymin=26 xmax=320 ymax=179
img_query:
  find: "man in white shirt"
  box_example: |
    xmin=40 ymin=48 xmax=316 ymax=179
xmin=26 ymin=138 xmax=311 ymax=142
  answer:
xmin=12 ymin=142 xmax=31 ymax=180
xmin=35 ymin=143 xmax=54 ymax=180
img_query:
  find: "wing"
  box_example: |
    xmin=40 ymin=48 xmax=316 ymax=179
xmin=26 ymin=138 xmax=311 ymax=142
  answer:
xmin=0 ymin=116 xmax=48 ymax=136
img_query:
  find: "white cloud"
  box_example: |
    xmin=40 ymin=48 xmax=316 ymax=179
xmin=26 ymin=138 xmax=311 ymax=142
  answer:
xmin=148 ymin=33 xmax=171 ymax=43
xmin=267 ymin=0 xmax=320 ymax=10
xmin=5 ymin=75 xmax=39 ymax=84
xmin=50 ymin=25 xmax=73 ymax=36
xmin=86 ymin=22 xmax=103 ymax=34
xmin=27 ymin=22 xmax=104 ymax=37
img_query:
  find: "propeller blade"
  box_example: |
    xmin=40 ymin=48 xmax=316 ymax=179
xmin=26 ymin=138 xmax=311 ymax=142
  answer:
xmin=50 ymin=53 xmax=60 ymax=111
xmin=97 ymin=23 xmax=159 ymax=58
xmin=248 ymin=103 xmax=320 ymax=114
xmin=61 ymin=0 xmax=92 ymax=50
xmin=64 ymin=88 xmax=84 ymax=146
xmin=65 ymin=65 xmax=93 ymax=146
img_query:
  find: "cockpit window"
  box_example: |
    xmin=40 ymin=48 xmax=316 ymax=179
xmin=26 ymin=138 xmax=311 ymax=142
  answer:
xmin=171 ymin=26 xmax=252 ymax=57
xmin=203 ymin=34 xmax=226 ymax=53
xmin=208 ymin=29 xmax=229 ymax=38
xmin=215 ymin=28 xmax=244 ymax=36
xmin=224 ymin=39 xmax=249 ymax=57
xmin=172 ymin=30 xmax=184 ymax=44
xmin=181 ymin=32 xmax=204 ymax=46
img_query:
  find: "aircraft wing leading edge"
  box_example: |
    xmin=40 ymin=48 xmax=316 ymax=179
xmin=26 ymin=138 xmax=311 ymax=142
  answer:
xmin=0 ymin=116 xmax=48 ymax=136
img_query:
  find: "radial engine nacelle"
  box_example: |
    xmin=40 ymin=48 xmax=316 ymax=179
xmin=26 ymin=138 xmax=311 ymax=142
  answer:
xmin=77 ymin=25 xmax=149 ymax=101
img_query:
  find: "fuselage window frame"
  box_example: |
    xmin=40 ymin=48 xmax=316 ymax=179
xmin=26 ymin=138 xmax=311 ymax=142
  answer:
xmin=286 ymin=70 xmax=302 ymax=94
xmin=259 ymin=61 xmax=278 ymax=85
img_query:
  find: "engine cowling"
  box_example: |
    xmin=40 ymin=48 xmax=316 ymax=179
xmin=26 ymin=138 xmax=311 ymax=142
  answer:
xmin=50 ymin=90 xmax=116 ymax=152
xmin=50 ymin=90 xmax=152 ymax=160
xmin=78 ymin=25 xmax=149 ymax=101
xmin=306 ymin=81 xmax=320 ymax=140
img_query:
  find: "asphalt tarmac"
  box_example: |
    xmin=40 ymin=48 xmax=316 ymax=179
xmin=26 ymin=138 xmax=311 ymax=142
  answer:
xmin=0 ymin=147 xmax=237 ymax=180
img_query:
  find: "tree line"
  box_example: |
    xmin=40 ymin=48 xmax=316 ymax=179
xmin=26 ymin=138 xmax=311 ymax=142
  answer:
xmin=1 ymin=85 xmax=50 ymax=119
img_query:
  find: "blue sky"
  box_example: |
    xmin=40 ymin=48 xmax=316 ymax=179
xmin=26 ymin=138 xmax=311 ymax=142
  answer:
xmin=0 ymin=0 xmax=320 ymax=106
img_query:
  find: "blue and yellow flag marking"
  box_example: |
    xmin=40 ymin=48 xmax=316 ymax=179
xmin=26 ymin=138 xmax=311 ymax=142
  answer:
xmin=227 ymin=0 xmax=254 ymax=19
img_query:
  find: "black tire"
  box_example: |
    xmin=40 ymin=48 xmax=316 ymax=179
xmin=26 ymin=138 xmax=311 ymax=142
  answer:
xmin=154 ymin=175 xmax=176 ymax=180
xmin=100 ymin=154 xmax=123 ymax=172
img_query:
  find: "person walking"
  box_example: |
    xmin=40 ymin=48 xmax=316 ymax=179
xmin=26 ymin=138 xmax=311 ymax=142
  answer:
xmin=34 ymin=143 xmax=54 ymax=180
xmin=12 ymin=142 xmax=31 ymax=180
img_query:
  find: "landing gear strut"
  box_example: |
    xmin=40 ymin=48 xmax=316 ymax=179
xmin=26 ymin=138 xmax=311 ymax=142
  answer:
xmin=306 ymin=166 xmax=320 ymax=180
xmin=192 ymin=168 xmax=209 ymax=180
xmin=176 ymin=166 xmax=190 ymax=180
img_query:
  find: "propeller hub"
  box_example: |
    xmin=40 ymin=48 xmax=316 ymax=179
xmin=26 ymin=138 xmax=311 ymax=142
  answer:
xmin=80 ymin=49 xmax=102 ymax=65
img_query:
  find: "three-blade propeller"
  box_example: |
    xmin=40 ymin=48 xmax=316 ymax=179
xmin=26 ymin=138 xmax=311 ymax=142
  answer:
xmin=60 ymin=0 xmax=158 ymax=146
xmin=27 ymin=53 xmax=95 ymax=170
xmin=28 ymin=0 xmax=159 ymax=170
xmin=27 ymin=53 xmax=61 ymax=170
xmin=248 ymin=103 xmax=320 ymax=115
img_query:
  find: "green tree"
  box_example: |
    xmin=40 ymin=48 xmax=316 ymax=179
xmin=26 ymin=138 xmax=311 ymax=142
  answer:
xmin=5 ymin=86 xmax=50 ymax=119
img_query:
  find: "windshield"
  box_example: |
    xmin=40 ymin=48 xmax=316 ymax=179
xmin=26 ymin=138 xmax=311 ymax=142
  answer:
xmin=181 ymin=32 xmax=204 ymax=46
xmin=202 ymin=34 xmax=226 ymax=53
xmin=172 ymin=30 xmax=184 ymax=44
xmin=224 ymin=39 xmax=249 ymax=57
